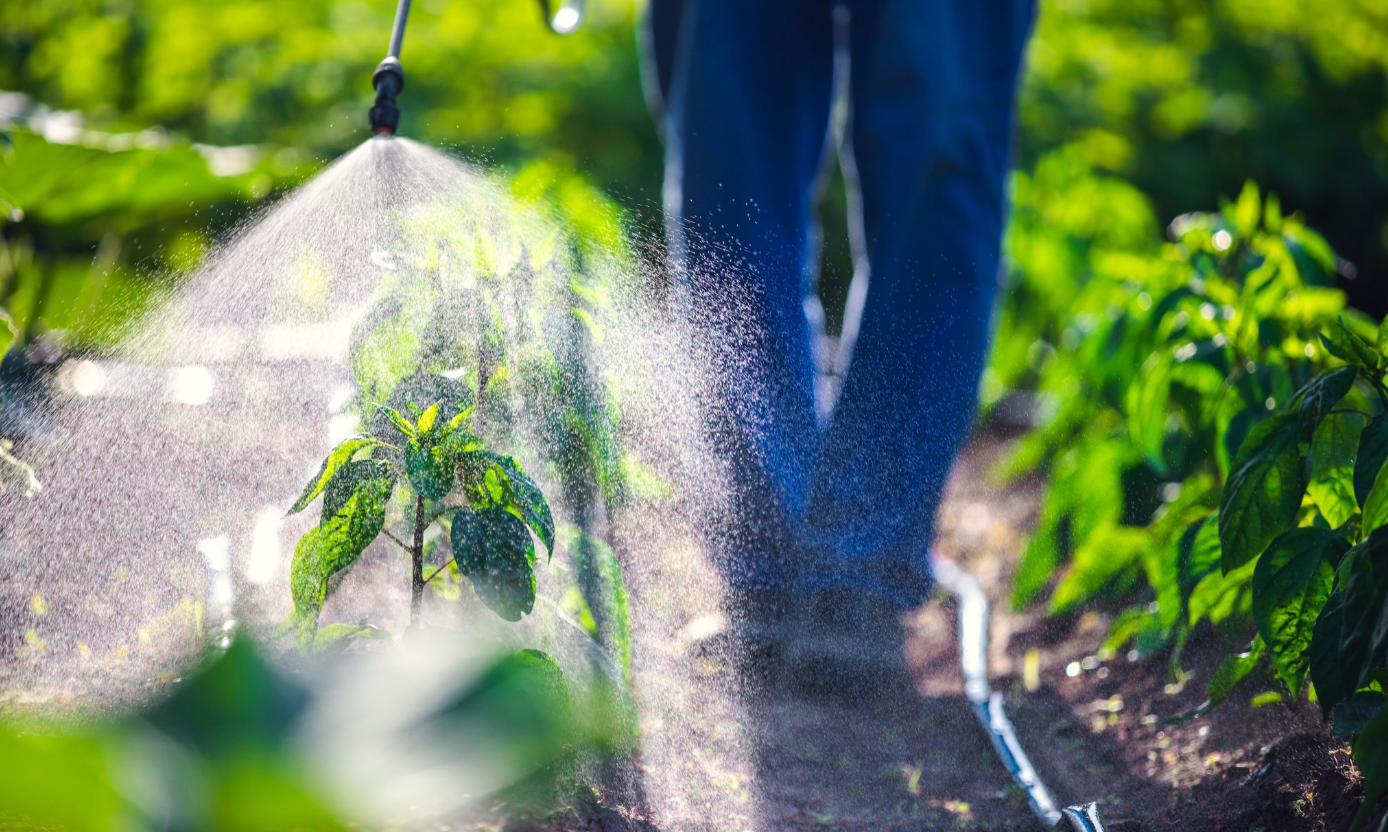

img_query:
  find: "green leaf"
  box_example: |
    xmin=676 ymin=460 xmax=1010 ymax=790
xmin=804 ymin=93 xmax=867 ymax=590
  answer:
xmin=1295 ymin=366 xmax=1358 ymax=428
xmin=322 ymin=459 xmax=394 ymax=524
xmin=1126 ymin=352 xmax=1173 ymax=469
xmin=308 ymin=623 xmax=389 ymax=654
xmin=0 ymin=444 xmax=40 ymax=497
xmin=373 ymin=404 xmax=415 ymax=439
xmin=404 ymin=439 xmax=453 ymax=500
xmin=1357 ymin=413 xmax=1388 ymax=507
xmin=568 ymin=530 xmax=632 ymax=679
xmin=1050 ymin=524 xmax=1146 ymax=614
xmin=1309 ymin=411 xmax=1368 ymax=528
xmin=286 ymin=435 xmax=379 ymax=516
xmin=0 ymin=310 xmax=15 ymax=358
xmin=1219 ymin=414 xmax=1310 ymax=572
xmin=1309 ymin=590 xmax=1348 ymax=718
xmin=1321 ymin=318 xmax=1382 ymax=371
xmin=1340 ymin=528 xmax=1388 ymax=694
xmin=1178 ymin=637 xmax=1266 ymax=721
xmin=374 ymin=372 xmax=472 ymax=439
xmin=289 ymin=476 xmax=391 ymax=645
xmin=1364 ymin=461 xmax=1388 ymax=535
xmin=1178 ymin=515 xmax=1222 ymax=599
xmin=1350 ymin=703 xmax=1388 ymax=832
xmin=415 ymin=403 xmax=439 ymax=436
xmin=1332 ymin=691 xmax=1385 ymax=738
xmin=1251 ymin=528 xmax=1345 ymax=696
xmin=451 ymin=505 xmax=537 ymax=621
xmin=457 ymin=451 xmax=554 ymax=556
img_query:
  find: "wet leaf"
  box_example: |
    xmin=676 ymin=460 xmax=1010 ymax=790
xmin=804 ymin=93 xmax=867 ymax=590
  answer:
xmin=1219 ymin=414 xmax=1308 ymax=572
xmin=286 ymin=435 xmax=378 ymax=516
xmin=457 ymin=450 xmax=554 ymax=555
xmin=1251 ymin=528 xmax=1344 ymax=695
xmin=405 ymin=438 xmax=453 ymax=500
xmin=321 ymin=459 xmax=394 ymax=523
xmin=451 ymin=505 xmax=536 ymax=621
xmin=290 ymin=477 xmax=391 ymax=644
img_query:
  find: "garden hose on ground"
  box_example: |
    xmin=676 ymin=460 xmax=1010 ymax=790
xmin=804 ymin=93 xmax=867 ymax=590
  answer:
xmin=367 ymin=0 xmax=585 ymax=134
xmin=933 ymin=557 xmax=1108 ymax=832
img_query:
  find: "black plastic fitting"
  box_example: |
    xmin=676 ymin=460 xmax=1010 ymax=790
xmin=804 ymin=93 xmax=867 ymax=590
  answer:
xmin=369 ymin=57 xmax=405 ymax=135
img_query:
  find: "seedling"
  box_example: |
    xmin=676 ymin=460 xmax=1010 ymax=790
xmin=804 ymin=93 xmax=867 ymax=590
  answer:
xmin=285 ymin=372 xmax=554 ymax=647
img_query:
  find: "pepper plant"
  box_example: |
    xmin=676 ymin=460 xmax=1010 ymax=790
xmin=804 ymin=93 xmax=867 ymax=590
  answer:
xmin=285 ymin=371 xmax=554 ymax=647
xmin=1000 ymin=184 xmax=1388 ymax=826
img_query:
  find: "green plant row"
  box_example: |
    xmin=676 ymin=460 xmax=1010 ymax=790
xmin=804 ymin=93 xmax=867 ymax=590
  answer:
xmin=1000 ymin=183 xmax=1387 ymax=829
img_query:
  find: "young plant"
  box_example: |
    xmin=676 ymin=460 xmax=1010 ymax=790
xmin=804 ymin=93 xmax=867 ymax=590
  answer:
xmin=284 ymin=372 xmax=554 ymax=648
xmin=1213 ymin=315 xmax=1388 ymax=832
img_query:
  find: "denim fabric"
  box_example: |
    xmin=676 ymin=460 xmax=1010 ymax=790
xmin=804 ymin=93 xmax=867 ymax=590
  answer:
xmin=649 ymin=0 xmax=1036 ymax=608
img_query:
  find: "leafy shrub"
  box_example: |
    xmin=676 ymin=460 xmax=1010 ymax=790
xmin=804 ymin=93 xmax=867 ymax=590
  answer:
xmin=284 ymin=375 xmax=555 ymax=646
xmin=1001 ymin=182 xmax=1388 ymax=825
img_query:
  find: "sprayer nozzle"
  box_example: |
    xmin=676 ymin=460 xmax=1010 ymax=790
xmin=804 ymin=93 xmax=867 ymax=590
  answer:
xmin=369 ymin=57 xmax=405 ymax=135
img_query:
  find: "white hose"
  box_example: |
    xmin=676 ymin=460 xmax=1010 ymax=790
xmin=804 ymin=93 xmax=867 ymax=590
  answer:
xmin=933 ymin=557 xmax=1107 ymax=832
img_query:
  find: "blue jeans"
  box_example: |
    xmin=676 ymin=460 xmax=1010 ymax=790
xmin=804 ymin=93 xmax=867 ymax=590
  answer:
xmin=648 ymin=0 xmax=1035 ymax=608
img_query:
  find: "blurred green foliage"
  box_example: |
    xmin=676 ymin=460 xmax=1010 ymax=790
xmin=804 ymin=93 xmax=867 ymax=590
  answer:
xmin=3 ymin=0 xmax=1387 ymax=352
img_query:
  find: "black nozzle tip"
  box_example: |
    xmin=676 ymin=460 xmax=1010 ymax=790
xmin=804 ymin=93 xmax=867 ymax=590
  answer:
xmin=369 ymin=57 xmax=405 ymax=135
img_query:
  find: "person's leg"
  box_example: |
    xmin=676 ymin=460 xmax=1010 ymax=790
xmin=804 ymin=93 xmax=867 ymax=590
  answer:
xmin=656 ymin=0 xmax=837 ymax=591
xmin=801 ymin=0 xmax=1037 ymax=606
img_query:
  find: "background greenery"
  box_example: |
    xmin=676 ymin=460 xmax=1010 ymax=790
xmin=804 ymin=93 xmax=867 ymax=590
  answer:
xmin=3 ymin=0 xmax=1387 ymax=349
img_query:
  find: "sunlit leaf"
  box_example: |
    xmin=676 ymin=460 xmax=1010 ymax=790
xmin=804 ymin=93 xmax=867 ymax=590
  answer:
xmin=286 ymin=435 xmax=379 ymax=516
xmin=1219 ymin=414 xmax=1308 ymax=572
xmin=1308 ymin=411 xmax=1367 ymax=529
xmin=290 ymin=477 xmax=391 ymax=644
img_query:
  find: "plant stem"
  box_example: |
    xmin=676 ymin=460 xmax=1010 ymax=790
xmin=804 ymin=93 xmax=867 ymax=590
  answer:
xmin=422 ymin=562 xmax=450 ymax=586
xmin=409 ymin=495 xmax=426 ymax=628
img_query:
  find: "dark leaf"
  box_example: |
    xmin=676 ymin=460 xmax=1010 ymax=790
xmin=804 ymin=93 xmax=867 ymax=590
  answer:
xmin=451 ymin=505 xmax=536 ymax=621
xmin=1219 ymin=414 xmax=1310 ymax=572
xmin=1340 ymin=528 xmax=1388 ymax=694
xmin=456 ymin=450 xmax=554 ymax=556
xmin=1357 ymin=413 xmax=1388 ymax=507
xmin=1251 ymin=528 xmax=1345 ymax=695
xmin=1350 ymin=703 xmax=1388 ymax=832
xmin=1295 ymin=366 xmax=1358 ymax=427
xmin=1309 ymin=591 xmax=1348 ymax=718
xmin=1333 ymin=691 xmax=1385 ymax=738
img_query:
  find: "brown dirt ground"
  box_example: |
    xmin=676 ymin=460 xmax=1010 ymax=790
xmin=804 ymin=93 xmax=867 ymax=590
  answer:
xmin=542 ymin=429 xmax=1387 ymax=832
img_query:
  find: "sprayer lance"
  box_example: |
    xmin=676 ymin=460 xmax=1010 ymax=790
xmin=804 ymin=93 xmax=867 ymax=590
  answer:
xmin=369 ymin=0 xmax=411 ymax=135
